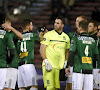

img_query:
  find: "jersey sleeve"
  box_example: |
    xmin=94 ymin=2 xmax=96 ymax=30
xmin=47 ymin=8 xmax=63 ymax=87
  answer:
xmin=65 ymin=35 xmax=70 ymax=49
xmin=94 ymin=42 xmax=99 ymax=55
xmin=40 ymin=32 xmax=50 ymax=45
xmin=6 ymin=32 xmax=15 ymax=49
xmin=69 ymin=36 xmax=77 ymax=52
xmin=33 ymin=33 xmax=40 ymax=41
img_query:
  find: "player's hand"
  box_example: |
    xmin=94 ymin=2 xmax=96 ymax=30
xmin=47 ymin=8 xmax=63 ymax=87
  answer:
xmin=65 ymin=68 xmax=70 ymax=75
xmin=2 ymin=23 xmax=13 ymax=31
xmin=64 ymin=60 xmax=67 ymax=69
xmin=44 ymin=59 xmax=52 ymax=71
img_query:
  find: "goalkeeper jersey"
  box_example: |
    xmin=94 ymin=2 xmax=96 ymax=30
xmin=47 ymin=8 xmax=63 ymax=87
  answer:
xmin=41 ymin=30 xmax=70 ymax=69
xmin=69 ymin=33 xmax=99 ymax=72
xmin=17 ymin=31 xmax=40 ymax=64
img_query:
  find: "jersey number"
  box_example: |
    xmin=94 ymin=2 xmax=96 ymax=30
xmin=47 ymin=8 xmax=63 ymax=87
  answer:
xmin=21 ymin=41 xmax=27 ymax=52
xmin=85 ymin=45 xmax=89 ymax=56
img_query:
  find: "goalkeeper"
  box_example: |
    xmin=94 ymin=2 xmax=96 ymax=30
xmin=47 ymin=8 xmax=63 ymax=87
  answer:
xmin=40 ymin=17 xmax=70 ymax=90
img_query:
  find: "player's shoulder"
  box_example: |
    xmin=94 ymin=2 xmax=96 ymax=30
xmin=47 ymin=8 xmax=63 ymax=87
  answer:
xmin=63 ymin=32 xmax=70 ymax=38
xmin=44 ymin=30 xmax=55 ymax=36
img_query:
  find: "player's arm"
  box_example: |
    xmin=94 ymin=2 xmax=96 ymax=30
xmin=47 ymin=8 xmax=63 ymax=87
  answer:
xmin=40 ymin=44 xmax=47 ymax=59
xmin=7 ymin=33 xmax=16 ymax=63
xmin=67 ymin=51 xmax=75 ymax=66
xmin=39 ymin=28 xmax=48 ymax=41
xmin=7 ymin=49 xmax=15 ymax=64
xmin=40 ymin=44 xmax=52 ymax=71
xmin=65 ymin=49 xmax=69 ymax=60
xmin=39 ymin=32 xmax=44 ymax=41
xmin=2 ymin=23 xmax=23 ymax=40
xmin=64 ymin=49 xmax=69 ymax=68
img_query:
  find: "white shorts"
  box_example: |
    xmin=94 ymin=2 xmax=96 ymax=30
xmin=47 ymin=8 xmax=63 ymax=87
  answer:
xmin=4 ymin=68 xmax=18 ymax=89
xmin=93 ymin=69 xmax=100 ymax=89
xmin=18 ymin=64 xmax=38 ymax=88
xmin=0 ymin=68 xmax=7 ymax=89
xmin=66 ymin=67 xmax=73 ymax=83
xmin=72 ymin=72 xmax=93 ymax=90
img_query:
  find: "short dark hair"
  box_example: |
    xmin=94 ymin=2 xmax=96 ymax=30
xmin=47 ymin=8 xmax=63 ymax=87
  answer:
xmin=78 ymin=15 xmax=88 ymax=22
xmin=56 ymin=16 xmax=65 ymax=24
xmin=21 ymin=19 xmax=32 ymax=29
xmin=79 ymin=20 xmax=88 ymax=31
xmin=5 ymin=17 xmax=11 ymax=23
xmin=90 ymin=20 xmax=98 ymax=27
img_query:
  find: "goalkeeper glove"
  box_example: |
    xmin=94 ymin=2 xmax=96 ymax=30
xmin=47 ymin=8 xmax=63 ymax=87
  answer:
xmin=40 ymin=27 xmax=46 ymax=32
xmin=64 ymin=60 xmax=67 ymax=69
xmin=44 ymin=59 xmax=52 ymax=71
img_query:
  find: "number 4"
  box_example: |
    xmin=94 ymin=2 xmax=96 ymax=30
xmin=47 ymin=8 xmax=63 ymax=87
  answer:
xmin=85 ymin=45 xmax=89 ymax=56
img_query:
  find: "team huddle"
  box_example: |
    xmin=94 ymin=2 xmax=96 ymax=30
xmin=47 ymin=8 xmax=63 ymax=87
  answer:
xmin=0 ymin=15 xmax=100 ymax=90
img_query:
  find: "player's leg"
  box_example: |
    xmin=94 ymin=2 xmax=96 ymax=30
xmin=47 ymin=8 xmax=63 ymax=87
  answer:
xmin=65 ymin=67 xmax=73 ymax=90
xmin=42 ymin=66 xmax=56 ymax=90
xmin=84 ymin=74 xmax=93 ymax=90
xmin=72 ymin=72 xmax=83 ymax=90
xmin=93 ymin=69 xmax=99 ymax=90
xmin=24 ymin=64 xmax=38 ymax=90
xmin=54 ymin=68 xmax=60 ymax=89
xmin=4 ymin=68 xmax=18 ymax=90
xmin=0 ymin=68 xmax=7 ymax=90
xmin=18 ymin=65 xmax=26 ymax=90
xmin=19 ymin=87 xmax=26 ymax=90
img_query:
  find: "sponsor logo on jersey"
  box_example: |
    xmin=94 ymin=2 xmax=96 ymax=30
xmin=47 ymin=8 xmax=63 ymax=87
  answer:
xmin=63 ymin=36 xmax=66 ymax=40
xmin=47 ymin=80 xmax=50 ymax=84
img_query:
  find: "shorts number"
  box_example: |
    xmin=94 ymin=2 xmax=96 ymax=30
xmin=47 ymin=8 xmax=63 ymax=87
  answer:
xmin=21 ymin=41 xmax=27 ymax=52
xmin=85 ymin=45 xmax=89 ymax=56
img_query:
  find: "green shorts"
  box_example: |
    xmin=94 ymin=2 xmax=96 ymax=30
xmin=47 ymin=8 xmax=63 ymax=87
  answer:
xmin=42 ymin=66 xmax=60 ymax=88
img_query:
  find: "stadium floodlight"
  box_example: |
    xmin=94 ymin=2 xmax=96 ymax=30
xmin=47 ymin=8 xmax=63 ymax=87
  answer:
xmin=13 ymin=8 xmax=21 ymax=15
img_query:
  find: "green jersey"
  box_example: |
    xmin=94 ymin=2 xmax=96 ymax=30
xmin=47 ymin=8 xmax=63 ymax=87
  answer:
xmin=41 ymin=30 xmax=70 ymax=69
xmin=90 ymin=33 xmax=98 ymax=68
xmin=69 ymin=33 xmax=99 ymax=72
xmin=68 ymin=31 xmax=80 ymax=72
xmin=17 ymin=32 xmax=40 ymax=64
xmin=68 ymin=32 xmax=78 ymax=40
xmin=0 ymin=28 xmax=15 ymax=68
xmin=97 ymin=38 xmax=100 ymax=68
xmin=7 ymin=31 xmax=18 ymax=68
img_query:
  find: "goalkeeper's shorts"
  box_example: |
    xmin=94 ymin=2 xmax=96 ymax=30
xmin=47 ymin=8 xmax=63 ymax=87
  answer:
xmin=42 ymin=66 xmax=60 ymax=88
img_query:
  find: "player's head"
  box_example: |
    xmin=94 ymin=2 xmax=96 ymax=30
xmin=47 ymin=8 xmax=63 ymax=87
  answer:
xmin=97 ymin=22 xmax=100 ymax=37
xmin=54 ymin=16 xmax=64 ymax=32
xmin=21 ymin=19 xmax=33 ymax=31
xmin=75 ymin=16 xmax=88 ymax=34
xmin=78 ymin=20 xmax=88 ymax=33
xmin=75 ymin=16 xmax=88 ymax=28
xmin=4 ymin=17 xmax=11 ymax=25
xmin=88 ymin=20 xmax=98 ymax=35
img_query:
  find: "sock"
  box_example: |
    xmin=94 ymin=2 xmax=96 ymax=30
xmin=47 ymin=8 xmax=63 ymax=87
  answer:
xmin=29 ymin=87 xmax=37 ymax=90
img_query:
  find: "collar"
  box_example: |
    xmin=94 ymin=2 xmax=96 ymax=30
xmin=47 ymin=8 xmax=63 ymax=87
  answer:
xmin=90 ymin=33 xmax=98 ymax=40
xmin=55 ymin=30 xmax=62 ymax=35
xmin=80 ymin=32 xmax=90 ymax=37
xmin=22 ymin=31 xmax=30 ymax=34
